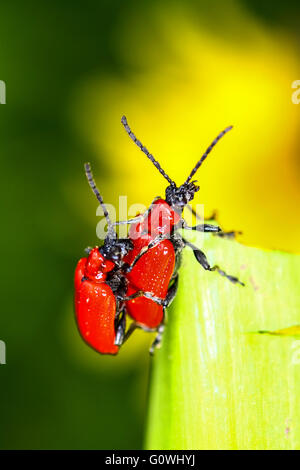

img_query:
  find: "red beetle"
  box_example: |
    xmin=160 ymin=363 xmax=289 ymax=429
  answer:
xmin=74 ymin=164 xmax=134 ymax=355
xmin=75 ymin=163 xmax=168 ymax=354
xmin=75 ymin=247 xmax=119 ymax=354
xmin=120 ymin=116 xmax=244 ymax=350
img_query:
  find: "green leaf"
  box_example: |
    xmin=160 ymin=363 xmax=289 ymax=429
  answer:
xmin=145 ymin=231 xmax=300 ymax=450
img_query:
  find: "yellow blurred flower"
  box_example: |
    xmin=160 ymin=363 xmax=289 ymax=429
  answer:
xmin=72 ymin=2 xmax=300 ymax=252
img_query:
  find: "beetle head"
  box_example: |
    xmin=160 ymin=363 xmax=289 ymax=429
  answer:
xmin=165 ymin=181 xmax=200 ymax=212
xmin=100 ymin=237 xmax=134 ymax=264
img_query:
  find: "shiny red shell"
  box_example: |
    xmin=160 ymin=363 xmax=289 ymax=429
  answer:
xmin=74 ymin=248 xmax=118 ymax=355
xmin=124 ymin=199 xmax=180 ymax=328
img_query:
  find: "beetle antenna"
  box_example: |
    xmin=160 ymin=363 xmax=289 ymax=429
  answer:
xmin=84 ymin=163 xmax=114 ymax=233
xmin=121 ymin=115 xmax=175 ymax=186
xmin=185 ymin=126 xmax=233 ymax=184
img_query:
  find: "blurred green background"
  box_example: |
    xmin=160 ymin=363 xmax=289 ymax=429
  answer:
xmin=0 ymin=0 xmax=299 ymax=449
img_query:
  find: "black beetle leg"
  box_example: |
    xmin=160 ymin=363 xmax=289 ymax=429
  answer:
xmin=124 ymin=234 xmax=167 ymax=274
xmin=186 ymin=204 xmax=218 ymax=222
xmin=149 ymin=324 xmax=165 ymax=355
xmin=182 ymin=222 xmax=221 ymax=233
xmin=183 ymin=238 xmax=245 ymax=286
xmin=114 ymin=310 xmax=126 ymax=346
xmin=214 ymin=230 xmax=243 ymax=240
xmin=112 ymin=196 xmax=161 ymax=227
xmin=185 ymin=206 xmax=241 ymax=239
xmin=112 ymin=216 xmax=144 ymax=226
xmin=124 ymin=274 xmax=179 ymax=308
xmin=122 ymin=322 xmax=139 ymax=344
xmin=123 ymin=276 xmax=179 ymax=354
xmin=123 ymin=290 xmax=164 ymax=305
xmin=149 ymin=275 xmax=179 ymax=355
xmin=163 ymin=274 xmax=179 ymax=308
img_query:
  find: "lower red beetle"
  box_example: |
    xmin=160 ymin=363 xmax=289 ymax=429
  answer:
xmin=74 ymin=164 xmax=134 ymax=355
xmin=75 ymin=163 xmax=167 ymax=354
xmin=75 ymin=247 xmax=120 ymax=354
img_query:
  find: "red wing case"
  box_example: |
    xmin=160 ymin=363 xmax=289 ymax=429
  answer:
xmin=125 ymin=240 xmax=175 ymax=328
xmin=74 ymin=259 xmax=118 ymax=355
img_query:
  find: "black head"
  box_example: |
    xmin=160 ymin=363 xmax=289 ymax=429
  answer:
xmin=100 ymin=237 xmax=134 ymax=264
xmin=165 ymin=181 xmax=200 ymax=211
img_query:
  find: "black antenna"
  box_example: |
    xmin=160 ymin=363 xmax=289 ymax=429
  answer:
xmin=84 ymin=163 xmax=113 ymax=231
xmin=121 ymin=115 xmax=175 ymax=186
xmin=185 ymin=126 xmax=233 ymax=184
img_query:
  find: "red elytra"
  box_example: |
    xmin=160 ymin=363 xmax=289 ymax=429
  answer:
xmin=124 ymin=199 xmax=180 ymax=329
xmin=129 ymin=199 xmax=181 ymax=240
xmin=74 ymin=247 xmax=119 ymax=355
xmin=125 ymin=240 xmax=175 ymax=328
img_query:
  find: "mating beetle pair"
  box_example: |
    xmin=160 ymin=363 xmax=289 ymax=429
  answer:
xmin=74 ymin=116 xmax=244 ymax=355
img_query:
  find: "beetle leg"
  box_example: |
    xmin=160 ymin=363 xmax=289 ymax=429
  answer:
xmin=185 ymin=206 xmax=241 ymax=239
xmin=124 ymin=234 xmax=168 ymax=273
xmin=122 ymin=317 xmax=169 ymax=355
xmin=124 ymin=274 xmax=179 ymax=307
xmin=112 ymin=196 xmax=161 ymax=227
xmin=123 ymin=250 xmax=146 ymax=273
xmin=214 ymin=230 xmax=242 ymax=240
xmin=210 ymin=264 xmax=245 ymax=285
xmin=123 ymin=321 xmax=162 ymax=354
xmin=124 ymin=290 xmax=164 ymax=305
xmin=149 ymin=324 xmax=165 ymax=355
xmin=186 ymin=204 xmax=217 ymax=222
xmin=162 ymin=274 xmax=179 ymax=308
xmin=182 ymin=222 xmax=221 ymax=232
xmin=146 ymin=277 xmax=179 ymax=354
xmin=183 ymin=222 xmax=240 ymax=238
xmin=123 ymin=322 xmax=139 ymax=344
xmin=149 ymin=275 xmax=179 ymax=354
xmin=123 ymin=277 xmax=179 ymax=353
xmin=183 ymin=238 xmax=245 ymax=286
xmin=112 ymin=215 xmax=144 ymax=226
xmin=114 ymin=310 xmax=126 ymax=346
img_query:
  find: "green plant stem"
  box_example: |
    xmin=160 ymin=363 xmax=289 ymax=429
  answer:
xmin=145 ymin=231 xmax=300 ymax=450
